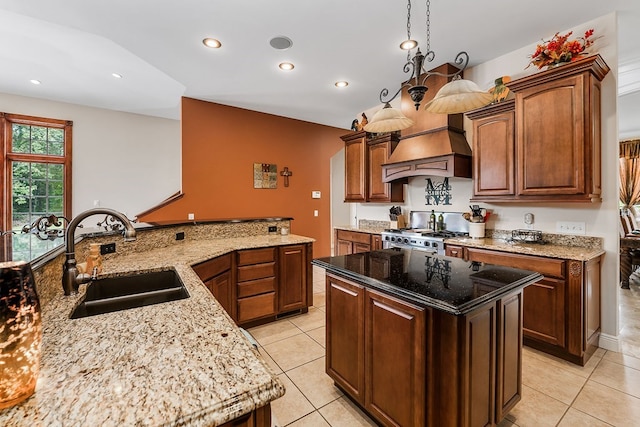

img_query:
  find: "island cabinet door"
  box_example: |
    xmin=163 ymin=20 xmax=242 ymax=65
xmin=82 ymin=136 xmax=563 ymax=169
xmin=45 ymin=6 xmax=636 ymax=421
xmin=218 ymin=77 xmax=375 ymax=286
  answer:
xmin=496 ymin=290 xmax=523 ymax=421
xmin=204 ymin=271 xmax=233 ymax=317
xmin=364 ymin=289 xmax=427 ymax=427
xmin=326 ymin=275 xmax=365 ymax=402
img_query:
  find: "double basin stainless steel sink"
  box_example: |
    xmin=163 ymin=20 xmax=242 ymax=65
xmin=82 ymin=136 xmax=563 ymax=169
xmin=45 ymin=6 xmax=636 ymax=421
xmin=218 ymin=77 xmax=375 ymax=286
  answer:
xmin=71 ymin=269 xmax=189 ymax=319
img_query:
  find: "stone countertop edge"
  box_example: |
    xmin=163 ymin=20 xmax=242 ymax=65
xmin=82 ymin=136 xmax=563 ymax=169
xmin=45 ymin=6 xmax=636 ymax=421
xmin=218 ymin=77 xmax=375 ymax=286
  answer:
xmin=312 ymin=258 xmax=543 ymax=316
xmin=333 ymin=225 xmax=388 ymax=234
xmin=445 ymin=237 xmax=605 ymax=261
xmin=0 ymin=234 xmax=314 ymax=427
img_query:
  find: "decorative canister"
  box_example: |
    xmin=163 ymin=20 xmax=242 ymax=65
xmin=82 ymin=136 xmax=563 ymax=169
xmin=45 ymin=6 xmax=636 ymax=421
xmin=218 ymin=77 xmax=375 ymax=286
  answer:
xmin=468 ymin=222 xmax=486 ymax=239
xmin=0 ymin=261 xmax=42 ymax=409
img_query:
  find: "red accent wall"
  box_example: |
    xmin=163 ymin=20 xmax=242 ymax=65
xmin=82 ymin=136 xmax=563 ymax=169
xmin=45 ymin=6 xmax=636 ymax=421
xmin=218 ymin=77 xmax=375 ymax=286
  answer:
xmin=138 ymin=97 xmax=346 ymax=257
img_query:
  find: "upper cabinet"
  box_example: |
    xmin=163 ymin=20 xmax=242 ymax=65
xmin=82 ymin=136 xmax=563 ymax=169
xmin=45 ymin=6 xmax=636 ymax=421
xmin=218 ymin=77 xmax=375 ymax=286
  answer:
xmin=341 ymin=131 xmax=405 ymax=203
xmin=467 ymin=54 xmax=609 ymax=203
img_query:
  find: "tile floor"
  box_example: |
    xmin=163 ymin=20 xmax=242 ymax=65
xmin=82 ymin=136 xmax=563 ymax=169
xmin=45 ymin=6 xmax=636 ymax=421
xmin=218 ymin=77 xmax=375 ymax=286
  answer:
xmin=248 ymin=266 xmax=640 ymax=427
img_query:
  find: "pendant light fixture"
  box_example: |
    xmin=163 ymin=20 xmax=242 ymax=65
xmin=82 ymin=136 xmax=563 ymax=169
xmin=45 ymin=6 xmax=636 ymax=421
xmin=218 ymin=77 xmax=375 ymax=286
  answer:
xmin=365 ymin=0 xmax=491 ymax=133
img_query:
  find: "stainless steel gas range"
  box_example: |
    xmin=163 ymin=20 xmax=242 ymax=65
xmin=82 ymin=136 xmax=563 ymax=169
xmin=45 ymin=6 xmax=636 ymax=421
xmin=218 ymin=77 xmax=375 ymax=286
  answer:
xmin=381 ymin=211 xmax=469 ymax=255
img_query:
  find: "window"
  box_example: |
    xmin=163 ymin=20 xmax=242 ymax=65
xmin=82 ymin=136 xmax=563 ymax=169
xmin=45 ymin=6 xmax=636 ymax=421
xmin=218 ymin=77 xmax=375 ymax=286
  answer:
xmin=1 ymin=113 xmax=72 ymax=233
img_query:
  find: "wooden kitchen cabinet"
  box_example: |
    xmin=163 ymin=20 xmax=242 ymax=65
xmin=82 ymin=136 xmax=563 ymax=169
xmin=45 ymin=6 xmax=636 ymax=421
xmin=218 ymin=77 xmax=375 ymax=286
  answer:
xmin=467 ymin=55 xmax=609 ymax=203
xmin=445 ymin=244 xmax=465 ymax=258
xmin=465 ymin=247 xmax=601 ymax=365
xmin=278 ymin=244 xmax=309 ymax=313
xmin=466 ymin=100 xmax=515 ymax=199
xmin=364 ymin=288 xmax=426 ymax=427
xmin=326 ymin=272 xmax=523 ymax=426
xmin=193 ymin=254 xmax=234 ymax=317
xmin=326 ymin=276 xmax=365 ymax=402
xmin=326 ymin=274 xmax=426 ymax=426
xmin=334 ymin=229 xmax=382 ymax=255
xmin=341 ymin=131 xmax=404 ymax=203
xmin=219 ymin=403 xmax=272 ymax=427
xmin=236 ymin=248 xmax=277 ymax=324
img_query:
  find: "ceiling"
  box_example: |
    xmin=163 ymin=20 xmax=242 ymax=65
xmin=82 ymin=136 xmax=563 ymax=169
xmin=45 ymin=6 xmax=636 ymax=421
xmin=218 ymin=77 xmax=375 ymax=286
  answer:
xmin=0 ymin=0 xmax=639 ymax=135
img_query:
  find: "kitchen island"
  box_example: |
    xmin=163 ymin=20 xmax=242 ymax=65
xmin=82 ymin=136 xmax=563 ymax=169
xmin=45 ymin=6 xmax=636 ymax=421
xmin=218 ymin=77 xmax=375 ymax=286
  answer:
xmin=0 ymin=218 xmax=313 ymax=427
xmin=313 ymin=248 xmax=542 ymax=427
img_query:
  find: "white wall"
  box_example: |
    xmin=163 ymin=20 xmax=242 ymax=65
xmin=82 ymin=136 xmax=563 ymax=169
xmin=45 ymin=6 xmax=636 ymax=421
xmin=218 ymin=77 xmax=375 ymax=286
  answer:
xmin=340 ymin=13 xmax=621 ymax=349
xmin=0 ymin=93 xmax=181 ymax=219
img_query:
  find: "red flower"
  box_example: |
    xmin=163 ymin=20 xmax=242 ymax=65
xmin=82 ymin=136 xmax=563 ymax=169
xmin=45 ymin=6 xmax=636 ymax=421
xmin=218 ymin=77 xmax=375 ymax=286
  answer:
xmin=527 ymin=29 xmax=600 ymax=69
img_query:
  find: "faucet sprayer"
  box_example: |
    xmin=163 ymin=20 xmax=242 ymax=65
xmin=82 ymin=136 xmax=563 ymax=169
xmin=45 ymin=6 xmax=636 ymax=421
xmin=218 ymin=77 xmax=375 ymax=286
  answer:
xmin=62 ymin=208 xmax=136 ymax=296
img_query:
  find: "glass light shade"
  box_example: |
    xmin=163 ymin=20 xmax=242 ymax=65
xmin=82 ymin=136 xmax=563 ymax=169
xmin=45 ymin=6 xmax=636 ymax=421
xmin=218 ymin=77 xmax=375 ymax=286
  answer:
xmin=424 ymin=78 xmax=493 ymax=114
xmin=363 ymin=103 xmax=414 ymax=133
xmin=0 ymin=261 xmax=42 ymax=409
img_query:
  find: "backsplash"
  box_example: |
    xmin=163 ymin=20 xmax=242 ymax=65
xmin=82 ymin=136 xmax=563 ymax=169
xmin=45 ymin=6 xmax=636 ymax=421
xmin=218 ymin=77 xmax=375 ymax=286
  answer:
xmin=488 ymin=229 xmax=603 ymax=248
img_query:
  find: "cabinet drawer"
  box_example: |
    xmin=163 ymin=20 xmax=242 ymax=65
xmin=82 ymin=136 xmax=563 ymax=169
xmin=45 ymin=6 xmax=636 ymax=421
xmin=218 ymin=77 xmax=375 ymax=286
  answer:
xmin=237 ymin=277 xmax=276 ymax=298
xmin=237 ymin=247 xmax=275 ymax=266
xmin=337 ymin=230 xmax=372 ymax=245
xmin=466 ymin=247 xmax=565 ymax=278
xmin=237 ymin=262 xmax=275 ymax=282
xmin=237 ymin=292 xmax=276 ymax=323
xmin=445 ymin=245 xmax=464 ymax=258
xmin=192 ymin=254 xmax=231 ymax=281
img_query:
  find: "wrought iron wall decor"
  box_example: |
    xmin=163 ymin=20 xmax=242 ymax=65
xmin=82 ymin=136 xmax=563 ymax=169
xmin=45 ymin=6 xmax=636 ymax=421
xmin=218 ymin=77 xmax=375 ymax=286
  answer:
xmin=96 ymin=215 xmax=125 ymax=232
xmin=425 ymin=177 xmax=452 ymax=205
xmin=21 ymin=214 xmax=70 ymax=241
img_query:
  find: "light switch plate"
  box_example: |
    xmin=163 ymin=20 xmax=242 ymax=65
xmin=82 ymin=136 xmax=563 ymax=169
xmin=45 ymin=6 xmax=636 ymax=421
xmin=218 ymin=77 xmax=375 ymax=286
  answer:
xmin=312 ymin=191 xmax=321 ymax=199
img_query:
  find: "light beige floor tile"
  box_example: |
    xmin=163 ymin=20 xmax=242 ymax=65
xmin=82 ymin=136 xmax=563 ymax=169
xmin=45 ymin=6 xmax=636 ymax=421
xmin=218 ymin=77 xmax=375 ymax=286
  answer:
xmin=287 ymin=411 xmax=331 ymax=427
xmin=557 ymin=408 xmax=613 ymax=426
xmin=496 ymin=418 xmax=516 ymax=427
xmin=523 ymin=346 xmax=602 ymax=379
xmin=263 ymin=333 xmax=325 ymax=371
xmin=506 ymin=385 xmax=568 ymax=427
xmin=522 ymin=351 xmax=587 ymax=404
xmin=313 ymin=291 xmax=326 ymax=308
xmin=257 ymin=347 xmax=282 ymax=374
xmin=590 ymin=359 xmax=640 ymax=398
xmin=270 ymin=374 xmax=315 ymax=426
xmin=313 ymin=282 xmax=325 ymax=294
xmin=318 ymin=396 xmax=377 ymax=427
xmin=593 ymin=347 xmax=606 ymax=358
xmin=572 ymin=381 xmax=640 ymax=426
xmin=290 ymin=307 xmax=326 ymax=332
xmin=286 ymin=357 xmax=342 ymax=409
xmin=247 ymin=319 xmax=302 ymax=346
xmin=307 ymin=326 xmax=326 ymax=348
xmin=603 ymin=350 xmax=640 ymax=370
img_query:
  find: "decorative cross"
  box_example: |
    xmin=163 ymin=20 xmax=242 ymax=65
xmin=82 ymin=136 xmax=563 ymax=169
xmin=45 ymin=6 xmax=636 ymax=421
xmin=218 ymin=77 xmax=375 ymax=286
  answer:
xmin=280 ymin=167 xmax=293 ymax=187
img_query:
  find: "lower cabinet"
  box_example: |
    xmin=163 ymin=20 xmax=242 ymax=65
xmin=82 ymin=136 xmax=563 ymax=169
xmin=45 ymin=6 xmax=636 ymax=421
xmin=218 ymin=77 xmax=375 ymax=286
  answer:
xmin=326 ymin=273 xmax=520 ymax=427
xmin=219 ymin=403 xmax=272 ymax=427
xmin=334 ymin=229 xmax=382 ymax=255
xmin=465 ymin=247 xmax=601 ymax=365
xmin=193 ymin=243 xmax=312 ymax=327
xmin=193 ymin=254 xmax=234 ymax=318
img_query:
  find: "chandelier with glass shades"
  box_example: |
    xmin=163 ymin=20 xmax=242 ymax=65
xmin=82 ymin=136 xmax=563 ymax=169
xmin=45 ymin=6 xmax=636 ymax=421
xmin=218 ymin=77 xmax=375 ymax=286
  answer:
xmin=364 ymin=0 xmax=492 ymax=133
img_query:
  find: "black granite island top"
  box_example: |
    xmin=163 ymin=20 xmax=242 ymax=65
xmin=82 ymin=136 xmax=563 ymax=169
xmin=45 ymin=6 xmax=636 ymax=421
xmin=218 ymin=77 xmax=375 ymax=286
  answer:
xmin=312 ymin=248 xmax=542 ymax=315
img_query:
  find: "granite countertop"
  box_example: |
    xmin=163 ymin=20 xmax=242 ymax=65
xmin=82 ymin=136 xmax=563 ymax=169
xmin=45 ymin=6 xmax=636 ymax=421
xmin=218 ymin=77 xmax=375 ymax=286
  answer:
xmin=1 ymin=234 xmax=313 ymax=427
xmin=444 ymin=237 xmax=605 ymax=261
xmin=313 ymin=248 xmax=542 ymax=315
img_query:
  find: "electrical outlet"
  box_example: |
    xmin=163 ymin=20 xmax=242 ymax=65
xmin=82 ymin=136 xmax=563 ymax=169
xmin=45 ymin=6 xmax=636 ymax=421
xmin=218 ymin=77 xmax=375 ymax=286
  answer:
xmin=556 ymin=221 xmax=586 ymax=235
xmin=188 ymin=213 xmax=194 ymax=220
xmin=314 ymin=210 xmax=319 ymax=217
xmin=175 ymin=232 xmax=185 ymax=240
xmin=100 ymin=243 xmax=116 ymax=255
xmin=268 ymin=226 xmax=277 ymax=233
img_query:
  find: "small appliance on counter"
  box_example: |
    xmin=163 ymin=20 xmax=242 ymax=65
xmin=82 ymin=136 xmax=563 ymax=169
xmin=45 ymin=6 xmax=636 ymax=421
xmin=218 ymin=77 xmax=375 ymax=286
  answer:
xmin=381 ymin=211 xmax=469 ymax=255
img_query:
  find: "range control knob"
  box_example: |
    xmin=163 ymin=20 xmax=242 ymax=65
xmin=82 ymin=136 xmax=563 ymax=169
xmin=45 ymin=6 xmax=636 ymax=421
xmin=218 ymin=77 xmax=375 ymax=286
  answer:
xmin=403 ymin=238 xmax=409 ymax=244
xmin=432 ymin=242 xmax=439 ymax=248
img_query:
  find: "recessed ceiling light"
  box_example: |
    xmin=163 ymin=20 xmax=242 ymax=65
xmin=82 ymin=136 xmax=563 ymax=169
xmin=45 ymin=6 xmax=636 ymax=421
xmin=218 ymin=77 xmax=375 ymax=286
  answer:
xmin=279 ymin=62 xmax=295 ymax=71
xmin=400 ymin=39 xmax=418 ymax=50
xmin=112 ymin=73 xmax=123 ymax=79
xmin=202 ymin=38 xmax=222 ymax=48
xmin=30 ymin=79 xmax=41 ymax=85
xmin=335 ymin=81 xmax=349 ymax=88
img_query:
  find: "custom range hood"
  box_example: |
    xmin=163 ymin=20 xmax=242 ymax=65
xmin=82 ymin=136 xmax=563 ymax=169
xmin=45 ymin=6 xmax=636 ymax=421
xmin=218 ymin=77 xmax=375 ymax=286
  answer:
xmin=381 ymin=63 xmax=473 ymax=182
